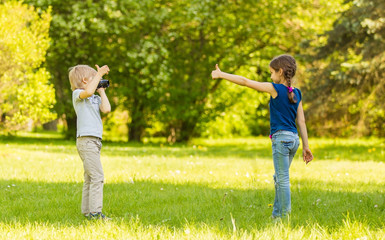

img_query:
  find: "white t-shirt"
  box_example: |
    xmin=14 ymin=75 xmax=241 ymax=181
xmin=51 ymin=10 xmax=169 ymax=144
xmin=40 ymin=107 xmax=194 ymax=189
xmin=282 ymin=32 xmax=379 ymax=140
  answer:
xmin=72 ymin=89 xmax=103 ymax=139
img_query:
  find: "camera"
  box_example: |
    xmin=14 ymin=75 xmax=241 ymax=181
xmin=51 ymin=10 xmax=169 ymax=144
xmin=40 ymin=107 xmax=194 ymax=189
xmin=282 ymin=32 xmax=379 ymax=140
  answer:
xmin=97 ymin=79 xmax=110 ymax=89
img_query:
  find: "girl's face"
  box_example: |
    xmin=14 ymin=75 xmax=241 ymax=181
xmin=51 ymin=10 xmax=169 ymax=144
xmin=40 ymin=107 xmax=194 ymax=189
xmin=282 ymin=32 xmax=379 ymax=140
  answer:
xmin=269 ymin=67 xmax=283 ymax=84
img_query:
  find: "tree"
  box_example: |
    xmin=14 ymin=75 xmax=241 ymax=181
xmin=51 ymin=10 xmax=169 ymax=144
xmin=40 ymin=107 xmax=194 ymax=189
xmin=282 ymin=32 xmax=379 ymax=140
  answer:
xmin=26 ymin=0 xmax=171 ymax=140
xmin=158 ymin=0 xmax=346 ymax=142
xmin=105 ymin=1 xmax=172 ymax=141
xmin=24 ymin=0 xmax=117 ymax=138
xmin=307 ymin=0 xmax=385 ymax=137
xmin=26 ymin=0 xmax=345 ymax=141
xmin=0 ymin=1 xmax=56 ymax=132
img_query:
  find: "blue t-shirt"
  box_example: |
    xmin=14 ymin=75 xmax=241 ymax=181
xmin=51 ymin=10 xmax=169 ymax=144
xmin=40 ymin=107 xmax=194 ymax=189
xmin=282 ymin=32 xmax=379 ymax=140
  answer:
xmin=269 ymin=83 xmax=302 ymax=135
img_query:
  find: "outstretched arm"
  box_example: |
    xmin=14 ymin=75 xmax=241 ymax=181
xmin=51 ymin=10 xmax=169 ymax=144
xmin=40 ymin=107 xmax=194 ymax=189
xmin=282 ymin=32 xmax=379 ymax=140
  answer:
xmin=296 ymin=101 xmax=313 ymax=164
xmin=211 ymin=64 xmax=277 ymax=97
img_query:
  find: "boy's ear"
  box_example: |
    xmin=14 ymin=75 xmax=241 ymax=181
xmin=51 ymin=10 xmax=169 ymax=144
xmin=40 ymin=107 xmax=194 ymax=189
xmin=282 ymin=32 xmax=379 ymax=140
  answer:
xmin=82 ymin=77 xmax=87 ymax=84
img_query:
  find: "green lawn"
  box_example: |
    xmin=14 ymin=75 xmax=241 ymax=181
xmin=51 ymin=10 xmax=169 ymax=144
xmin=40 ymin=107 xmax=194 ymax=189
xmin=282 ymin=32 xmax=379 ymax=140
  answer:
xmin=0 ymin=133 xmax=384 ymax=239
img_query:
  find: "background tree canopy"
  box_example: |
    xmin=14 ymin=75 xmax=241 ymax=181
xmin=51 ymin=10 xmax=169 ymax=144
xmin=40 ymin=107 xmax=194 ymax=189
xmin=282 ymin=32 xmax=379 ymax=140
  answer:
xmin=306 ymin=0 xmax=385 ymax=137
xmin=0 ymin=1 xmax=56 ymax=132
xmin=5 ymin=0 xmax=383 ymax=141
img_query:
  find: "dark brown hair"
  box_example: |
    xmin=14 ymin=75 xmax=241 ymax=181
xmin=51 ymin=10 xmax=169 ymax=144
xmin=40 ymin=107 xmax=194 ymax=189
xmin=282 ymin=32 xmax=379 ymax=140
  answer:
xmin=269 ymin=54 xmax=297 ymax=103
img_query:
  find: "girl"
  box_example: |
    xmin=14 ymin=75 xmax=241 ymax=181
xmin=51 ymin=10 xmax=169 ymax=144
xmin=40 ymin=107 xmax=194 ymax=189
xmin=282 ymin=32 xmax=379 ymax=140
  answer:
xmin=211 ymin=54 xmax=313 ymax=218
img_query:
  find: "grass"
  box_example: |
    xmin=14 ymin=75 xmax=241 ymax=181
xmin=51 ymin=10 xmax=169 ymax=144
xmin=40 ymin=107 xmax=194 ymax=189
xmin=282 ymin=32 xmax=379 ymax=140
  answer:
xmin=0 ymin=133 xmax=384 ymax=239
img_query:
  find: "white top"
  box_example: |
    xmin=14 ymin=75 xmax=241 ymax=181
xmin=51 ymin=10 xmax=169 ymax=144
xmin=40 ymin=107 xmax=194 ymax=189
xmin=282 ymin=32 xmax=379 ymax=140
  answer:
xmin=72 ymin=89 xmax=103 ymax=139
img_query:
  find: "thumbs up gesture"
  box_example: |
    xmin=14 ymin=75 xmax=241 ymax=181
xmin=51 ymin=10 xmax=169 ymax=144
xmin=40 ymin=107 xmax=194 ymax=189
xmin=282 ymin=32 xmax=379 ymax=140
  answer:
xmin=211 ymin=64 xmax=222 ymax=79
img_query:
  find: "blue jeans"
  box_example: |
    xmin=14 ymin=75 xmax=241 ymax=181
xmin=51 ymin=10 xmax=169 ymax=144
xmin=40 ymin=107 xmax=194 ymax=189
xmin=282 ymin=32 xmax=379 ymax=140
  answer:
xmin=271 ymin=130 xmax=300 ymax=217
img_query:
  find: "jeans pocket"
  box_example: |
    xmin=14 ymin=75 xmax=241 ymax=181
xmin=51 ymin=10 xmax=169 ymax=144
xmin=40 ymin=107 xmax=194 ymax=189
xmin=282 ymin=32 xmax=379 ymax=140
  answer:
xmin=281 ymin=140 xmax=294 ymax=148
xmin=275 ymin=139 xmax=294 ymax=155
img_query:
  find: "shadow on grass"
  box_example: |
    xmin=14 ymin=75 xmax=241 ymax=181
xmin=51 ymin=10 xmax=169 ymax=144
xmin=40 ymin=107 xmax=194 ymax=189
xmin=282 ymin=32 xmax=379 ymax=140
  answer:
xmin=312 ymin=143 xmax=385 ymax=162
xmin=1 ymin=179 xmax=384 ymax=231
xmin=0 ymin=134 xmax=72 ymax=146
xmin=0 ymin=135 xmax=272 ymax=160
xmin=2 ymin=134 xmax=384 ymax=162
xmin=102 ymin=144 xmax=272 ymax=160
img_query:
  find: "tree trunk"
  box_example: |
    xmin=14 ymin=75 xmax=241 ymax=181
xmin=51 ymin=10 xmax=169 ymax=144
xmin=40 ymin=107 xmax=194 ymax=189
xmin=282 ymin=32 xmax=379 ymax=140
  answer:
xmin=43 ymin=119 xmax=58 ymax=131
xmin=128 ymin=123 xmax=144 ymax=142
xmin=127 ymin=99 xmax=146 ymax=142
xmin=65 ymin=115 xmax=77 ymax=140
xmin=175 ymin=118 xmax=197 ymax=143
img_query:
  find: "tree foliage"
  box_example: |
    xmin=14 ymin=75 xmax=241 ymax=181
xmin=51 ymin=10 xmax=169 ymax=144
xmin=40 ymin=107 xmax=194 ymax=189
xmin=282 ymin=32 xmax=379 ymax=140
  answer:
xmin=26 ymin=0 xmax=346 ymax=141
xmin=25 ymin=0 xmax=171 ymax=140
xmin=0 ymin=1 xmax=56 ymax=131
xmin=307 ymin=0 xmax=385 ymax=137
xmin=190 ymin=0 xmax=345 ymax=140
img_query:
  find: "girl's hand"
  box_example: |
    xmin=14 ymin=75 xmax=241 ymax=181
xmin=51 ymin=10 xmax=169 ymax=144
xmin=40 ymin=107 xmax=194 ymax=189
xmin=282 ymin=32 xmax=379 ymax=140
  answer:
xmin=303 ymin=148 xmax=313 ymax=164
xmin=96 ymin=64 xmax=110 ymax=76
xmin=211 ymin=64 xmax=222 ymax=79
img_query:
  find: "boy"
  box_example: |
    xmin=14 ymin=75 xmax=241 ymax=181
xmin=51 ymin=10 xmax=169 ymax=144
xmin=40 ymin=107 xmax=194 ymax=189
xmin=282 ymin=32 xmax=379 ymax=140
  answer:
xmin=68 ymin=64 xmax=111 ymax=220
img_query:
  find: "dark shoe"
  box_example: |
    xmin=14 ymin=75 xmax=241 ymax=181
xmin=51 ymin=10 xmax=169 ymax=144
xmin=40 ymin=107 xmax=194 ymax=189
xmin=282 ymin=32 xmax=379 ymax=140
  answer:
xmin=89 ymin=212 xmax=111 ymax=220
xmin=271 ymin=215 xmax=281 ymax=223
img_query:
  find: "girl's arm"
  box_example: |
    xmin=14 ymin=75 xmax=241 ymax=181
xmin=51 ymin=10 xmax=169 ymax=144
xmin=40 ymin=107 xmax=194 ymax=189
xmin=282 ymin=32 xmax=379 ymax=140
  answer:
xmin=97 ymin=88 xmax=111 ymax=113
xmin=296 ymin=101 xmax=313 ymax=164
xmin=211 ymin=64 xmax=277 ymax=97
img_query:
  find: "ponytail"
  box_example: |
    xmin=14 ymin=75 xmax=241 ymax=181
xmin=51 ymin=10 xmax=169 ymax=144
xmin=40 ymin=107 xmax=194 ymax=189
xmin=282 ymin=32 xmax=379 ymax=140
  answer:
xmin=287 ymin=79 xmax=297 ymax=104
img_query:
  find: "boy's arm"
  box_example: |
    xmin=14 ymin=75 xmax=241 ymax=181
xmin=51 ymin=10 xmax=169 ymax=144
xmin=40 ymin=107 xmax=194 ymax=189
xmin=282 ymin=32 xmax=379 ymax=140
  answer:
xmin=79 ymin=65 xmax=110 ymax=99
xmin=97 ymin=88 xmax=111 ymax=113
xmin=296 ymin=101 xmax=313 ymax=164
xmin=211 ymin=64 xmax=277 ymax=97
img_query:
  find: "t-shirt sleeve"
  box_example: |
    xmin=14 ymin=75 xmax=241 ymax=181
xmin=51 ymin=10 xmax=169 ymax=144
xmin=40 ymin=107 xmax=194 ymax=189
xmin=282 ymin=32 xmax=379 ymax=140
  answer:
xmin=271 ymin=83 xmax=279 ymax=97
xmin=95 ymin=95 xmax=101 ymax=105
xmin=72 ymin=89 xmax=83 ymax=102
xmin=297 ymin=89 xmax=302 ymax=103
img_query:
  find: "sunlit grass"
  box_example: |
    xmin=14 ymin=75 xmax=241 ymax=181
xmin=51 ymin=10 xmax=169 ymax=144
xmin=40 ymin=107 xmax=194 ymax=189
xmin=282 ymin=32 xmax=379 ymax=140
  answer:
xmin=0 ymin=134 xmax=384 ymax=239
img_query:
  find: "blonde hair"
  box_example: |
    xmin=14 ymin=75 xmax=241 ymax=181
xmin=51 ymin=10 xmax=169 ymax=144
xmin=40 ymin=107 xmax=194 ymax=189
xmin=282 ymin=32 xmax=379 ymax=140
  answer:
xmin=68 ymin=65 xmax=97 ymax=91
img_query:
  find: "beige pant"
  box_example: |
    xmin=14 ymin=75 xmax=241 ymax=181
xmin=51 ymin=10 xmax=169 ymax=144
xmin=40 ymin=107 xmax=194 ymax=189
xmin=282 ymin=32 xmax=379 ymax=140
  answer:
xmin=76 ymin=136 xmax=104 ymax=214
